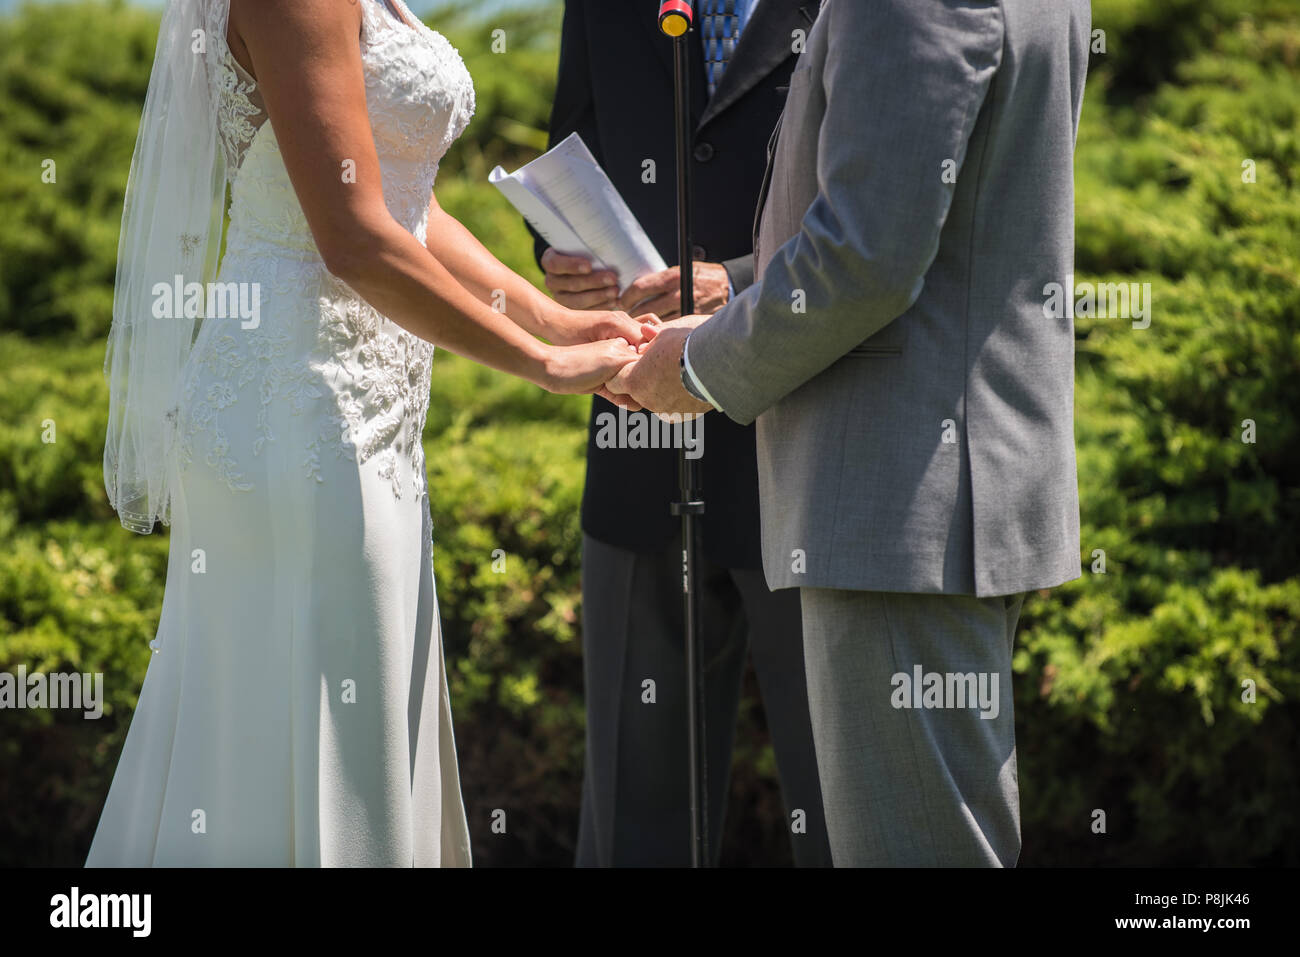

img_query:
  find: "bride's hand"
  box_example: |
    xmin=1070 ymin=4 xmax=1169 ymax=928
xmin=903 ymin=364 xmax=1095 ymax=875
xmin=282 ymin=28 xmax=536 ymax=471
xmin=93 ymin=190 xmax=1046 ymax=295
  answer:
xmin=543 ymin=305 xmax=659 ymax=347
xmin=538 ymin=338 xmax=640 ymax=395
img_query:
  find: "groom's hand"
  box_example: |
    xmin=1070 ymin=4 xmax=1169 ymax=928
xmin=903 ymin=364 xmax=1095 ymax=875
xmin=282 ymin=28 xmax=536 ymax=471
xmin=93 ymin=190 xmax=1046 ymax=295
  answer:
xmin=604 ymin=317 xmax=714 ymax=416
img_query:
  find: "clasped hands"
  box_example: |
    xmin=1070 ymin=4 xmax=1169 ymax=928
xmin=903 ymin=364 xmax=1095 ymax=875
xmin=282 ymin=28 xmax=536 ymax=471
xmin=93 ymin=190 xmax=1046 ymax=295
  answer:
xmin=541 ymin=249 xmax=721 ymax=417
xmin=602 ymin=317 xmax=714 ymax=417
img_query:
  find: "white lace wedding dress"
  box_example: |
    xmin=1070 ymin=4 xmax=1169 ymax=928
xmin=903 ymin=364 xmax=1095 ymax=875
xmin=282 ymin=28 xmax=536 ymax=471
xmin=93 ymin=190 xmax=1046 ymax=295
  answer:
xmin=86 ymin=0 xmax=474 ymax=866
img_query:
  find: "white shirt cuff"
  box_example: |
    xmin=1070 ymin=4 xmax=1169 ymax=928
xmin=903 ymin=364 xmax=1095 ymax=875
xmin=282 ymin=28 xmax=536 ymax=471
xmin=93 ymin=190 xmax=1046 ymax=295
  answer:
xmin=683 ymin=334 xmax=723 ymax=412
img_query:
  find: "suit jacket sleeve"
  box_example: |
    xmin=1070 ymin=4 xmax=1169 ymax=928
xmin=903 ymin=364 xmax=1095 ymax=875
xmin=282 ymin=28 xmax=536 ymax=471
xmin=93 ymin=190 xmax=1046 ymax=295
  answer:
xmin=687 ymin=0 xmax=1005 ymax=426
xmin=721 ymin=253 xmax=755 ymax=294
xmin=532 ymin=0 xmax=603 ymax=270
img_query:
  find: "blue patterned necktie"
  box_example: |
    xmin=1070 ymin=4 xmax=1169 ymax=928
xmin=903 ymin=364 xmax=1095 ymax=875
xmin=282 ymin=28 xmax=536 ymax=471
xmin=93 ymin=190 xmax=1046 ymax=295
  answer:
xmin=702 ymin=0 xmax=744 ymax=97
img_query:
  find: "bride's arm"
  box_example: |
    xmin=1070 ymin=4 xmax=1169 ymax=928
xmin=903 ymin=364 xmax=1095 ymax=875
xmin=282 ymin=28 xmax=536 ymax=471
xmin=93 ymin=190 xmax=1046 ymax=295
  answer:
xmin=422 ymin=192 xmax=642 ymax=346
xmin=227 ymin=0 xmax=635 ymax=393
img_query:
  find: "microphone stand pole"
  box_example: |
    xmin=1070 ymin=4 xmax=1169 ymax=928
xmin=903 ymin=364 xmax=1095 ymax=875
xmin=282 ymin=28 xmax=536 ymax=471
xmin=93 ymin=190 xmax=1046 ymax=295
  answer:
xmin=658 ymin=0 xmax=708 ymax=868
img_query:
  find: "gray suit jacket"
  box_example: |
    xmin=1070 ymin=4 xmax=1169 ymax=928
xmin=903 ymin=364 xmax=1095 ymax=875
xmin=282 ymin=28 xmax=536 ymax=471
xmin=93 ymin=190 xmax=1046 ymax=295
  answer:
xmin=688 ymin=0 xmax=1090 ymax=597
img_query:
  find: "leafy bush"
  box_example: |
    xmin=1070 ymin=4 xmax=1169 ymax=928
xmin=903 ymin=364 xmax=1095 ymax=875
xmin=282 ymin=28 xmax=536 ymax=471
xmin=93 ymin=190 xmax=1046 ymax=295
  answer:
xmin=0 ymin=0 xmax=153 ymax=340
xmin=1013 ymin=0 xmax=1300 ymax=864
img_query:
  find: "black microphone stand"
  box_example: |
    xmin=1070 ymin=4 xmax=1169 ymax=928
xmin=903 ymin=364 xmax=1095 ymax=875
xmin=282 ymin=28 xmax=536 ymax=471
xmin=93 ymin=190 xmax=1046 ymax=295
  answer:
xmin=658 ymin=0 xmax=708 ymax=869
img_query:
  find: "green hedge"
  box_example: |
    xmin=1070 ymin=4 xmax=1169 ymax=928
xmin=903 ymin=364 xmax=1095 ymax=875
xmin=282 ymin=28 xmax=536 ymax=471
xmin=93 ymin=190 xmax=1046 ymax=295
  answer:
xmin=1015 ymin=0 xmax=1300 ymax=865
xmin=0 ymin=0 xmax=1296 ymax=866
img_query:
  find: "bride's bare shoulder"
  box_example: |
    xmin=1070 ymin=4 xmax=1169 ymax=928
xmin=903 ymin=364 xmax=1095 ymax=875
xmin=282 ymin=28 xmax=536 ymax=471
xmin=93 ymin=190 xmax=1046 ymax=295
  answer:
xmin=227 ymin=0 xmax=364 ymax=76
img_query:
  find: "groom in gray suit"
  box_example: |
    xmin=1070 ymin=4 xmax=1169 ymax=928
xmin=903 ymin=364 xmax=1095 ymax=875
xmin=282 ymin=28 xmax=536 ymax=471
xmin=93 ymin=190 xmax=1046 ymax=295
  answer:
xmin=608 ymin=0 xmax=1092 ymax=865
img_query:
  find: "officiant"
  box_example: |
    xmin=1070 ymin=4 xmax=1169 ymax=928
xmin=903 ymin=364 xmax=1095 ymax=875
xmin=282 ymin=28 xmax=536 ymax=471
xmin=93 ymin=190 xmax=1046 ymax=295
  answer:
xmin=533 ymin=0 xmax=831 ymax=867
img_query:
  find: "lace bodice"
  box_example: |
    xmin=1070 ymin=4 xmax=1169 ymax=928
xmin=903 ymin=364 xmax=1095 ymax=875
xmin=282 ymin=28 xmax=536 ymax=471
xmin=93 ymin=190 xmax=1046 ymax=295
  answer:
xmin=210 ymin=0 xmax=474 ymax=245
xmin=178 ymin=0 xmax=475 ymax=500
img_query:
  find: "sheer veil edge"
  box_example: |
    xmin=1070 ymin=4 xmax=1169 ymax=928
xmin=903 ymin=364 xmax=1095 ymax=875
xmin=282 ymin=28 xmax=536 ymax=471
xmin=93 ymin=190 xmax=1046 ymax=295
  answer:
xmin=103 ymin=0 xmax=230 ymax=533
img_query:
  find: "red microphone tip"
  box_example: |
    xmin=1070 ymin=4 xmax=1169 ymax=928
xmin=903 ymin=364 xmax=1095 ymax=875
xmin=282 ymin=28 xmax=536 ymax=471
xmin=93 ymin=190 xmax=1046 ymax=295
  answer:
xmin=659 ymin=0 xmax=693 ymax=37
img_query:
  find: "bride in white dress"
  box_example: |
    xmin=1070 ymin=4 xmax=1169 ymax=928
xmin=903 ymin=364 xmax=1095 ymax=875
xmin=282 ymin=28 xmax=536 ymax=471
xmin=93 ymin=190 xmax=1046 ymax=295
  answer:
xmin=87 ymin=0 xmax=646 ymax=867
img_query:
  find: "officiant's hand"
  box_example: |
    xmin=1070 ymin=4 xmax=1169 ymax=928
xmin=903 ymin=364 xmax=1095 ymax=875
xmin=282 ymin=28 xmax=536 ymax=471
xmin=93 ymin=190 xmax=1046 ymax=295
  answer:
xmin=540 ymin=248 xmax=621 ymax=310
xmin=603 ymin=317 xmax=714 ymax=416
xmin=617 ymin=262 xmax=730 ymax=321
xmin=540 ymin=248 xmax=729 ymax=321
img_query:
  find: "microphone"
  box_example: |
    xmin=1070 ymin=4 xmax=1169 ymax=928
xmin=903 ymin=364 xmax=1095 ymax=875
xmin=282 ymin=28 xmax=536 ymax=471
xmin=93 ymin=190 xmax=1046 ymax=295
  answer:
xmin=658 ymin=0 xmax=693 ymax=38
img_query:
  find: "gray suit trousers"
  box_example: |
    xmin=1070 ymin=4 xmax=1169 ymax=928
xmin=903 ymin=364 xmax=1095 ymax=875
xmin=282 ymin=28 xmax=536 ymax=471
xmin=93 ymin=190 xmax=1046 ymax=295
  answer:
xmin=578 ymin=533 xmax=832 ymax=866
xmin=800 ymin=588 xmax=1026 ymax=866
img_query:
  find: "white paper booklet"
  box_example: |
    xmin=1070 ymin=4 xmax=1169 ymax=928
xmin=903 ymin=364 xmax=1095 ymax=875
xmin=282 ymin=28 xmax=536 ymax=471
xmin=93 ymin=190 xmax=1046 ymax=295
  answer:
xmin=489 ymin=132 xmax=667 ymax=294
